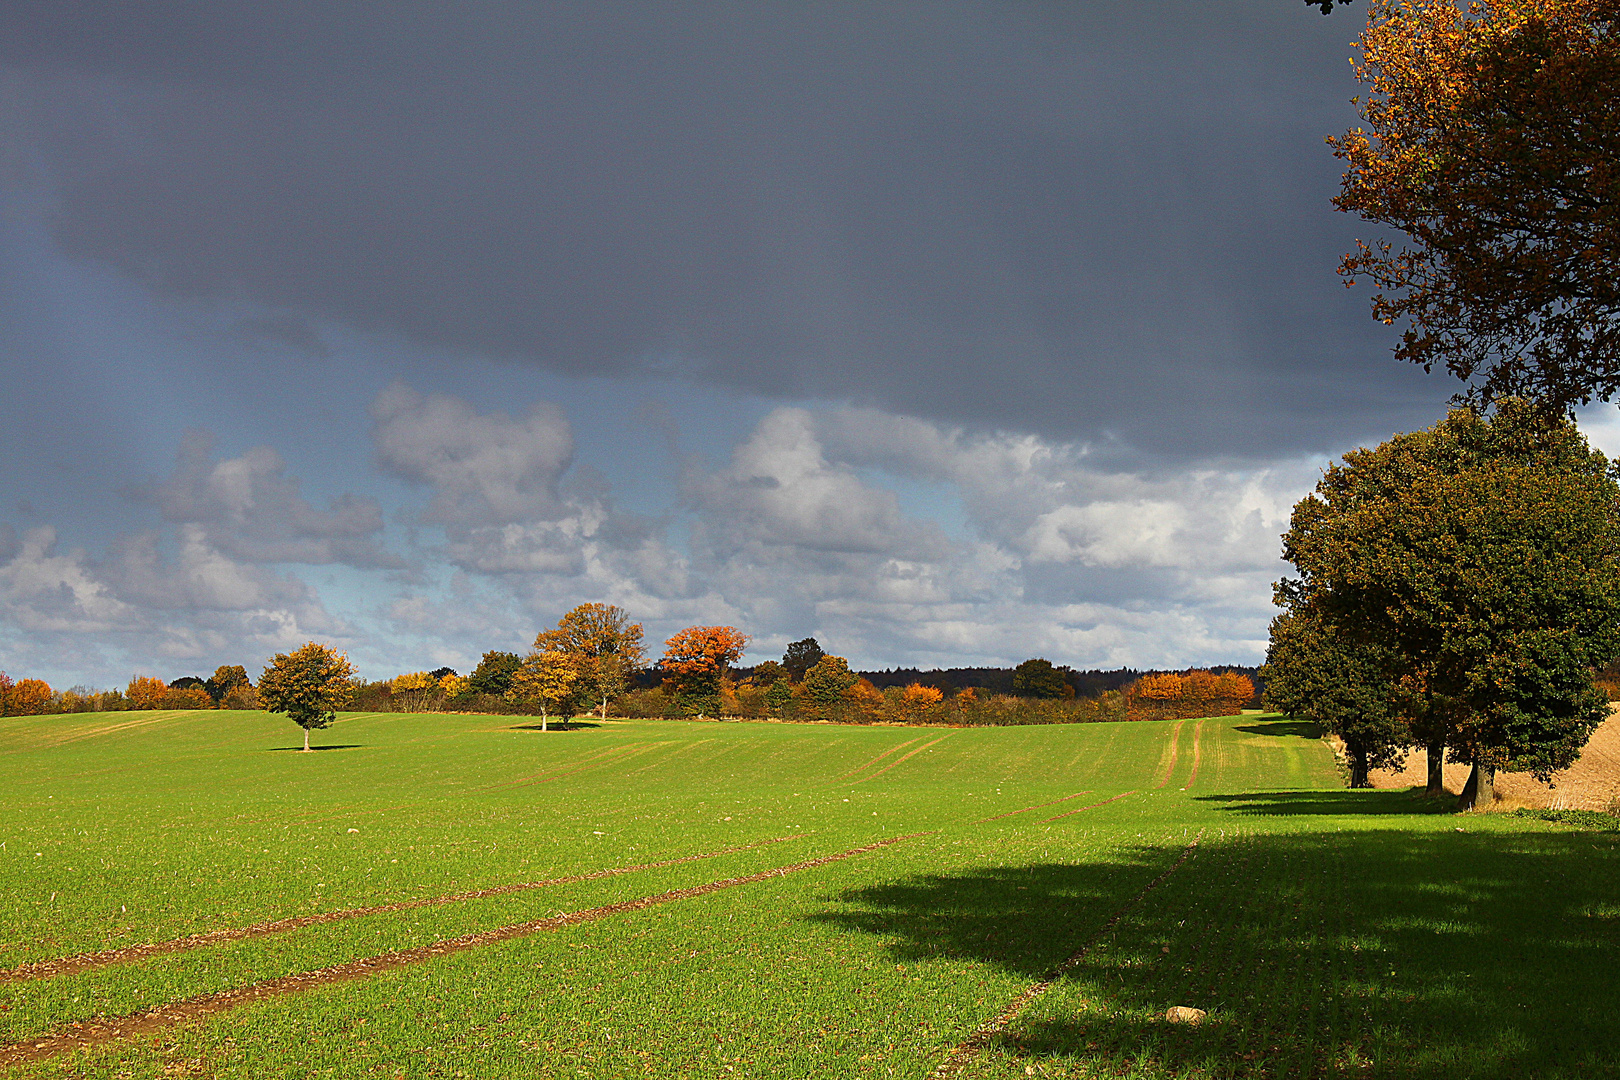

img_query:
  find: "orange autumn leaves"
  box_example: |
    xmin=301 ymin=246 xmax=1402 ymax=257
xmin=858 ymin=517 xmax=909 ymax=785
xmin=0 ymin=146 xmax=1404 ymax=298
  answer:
xmin=1124 ymin=670 xmax=1255 ymax=722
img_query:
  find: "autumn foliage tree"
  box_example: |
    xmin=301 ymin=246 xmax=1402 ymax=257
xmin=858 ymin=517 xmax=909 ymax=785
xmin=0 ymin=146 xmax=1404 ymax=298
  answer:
xmin=258 ymin=643 xmax=357 ymax=751
xmin=1125 ymin=671 xmax=1255 ymax=721
xmin=8 ymin=678 xmax=54 ymax=716
xmin=535 ymin=603 xmax=646 ymax=718
xmin=1333 ymin=0 xmax=1620 ymax=409
xmin=505 ymin=650 xmax=580 ymax=731
xmin=125 ymin=676 xmax=169 ymax=711
xmin=661 ymin=626 xmax=748 ymax=716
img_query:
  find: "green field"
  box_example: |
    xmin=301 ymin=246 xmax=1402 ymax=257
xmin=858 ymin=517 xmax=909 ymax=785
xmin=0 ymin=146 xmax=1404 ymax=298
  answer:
xmin=1 ymin=710 xmax=1616 ymax=1079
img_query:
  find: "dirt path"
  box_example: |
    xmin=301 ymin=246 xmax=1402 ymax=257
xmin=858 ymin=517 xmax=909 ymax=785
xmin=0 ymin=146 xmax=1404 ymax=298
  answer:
xmin=837 ymin=737 xmax=924 ymax=782
xmin=1 ymin=836 xmax=802 ymax=985
xmin=0 ymin=833 xmax=932 ymax=1068
xmin=1366 ymin=713 xmax=1620 ymax=810
xmin=927 ymin=842 xmax=1200 ymax=1078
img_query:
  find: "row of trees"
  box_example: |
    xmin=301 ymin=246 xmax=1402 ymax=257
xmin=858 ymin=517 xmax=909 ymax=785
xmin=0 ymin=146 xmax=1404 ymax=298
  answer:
xmin=0 ymin=667 xmax=260 ymax=715
xmin=1264 ymin=0 xmax=1620 ymax=808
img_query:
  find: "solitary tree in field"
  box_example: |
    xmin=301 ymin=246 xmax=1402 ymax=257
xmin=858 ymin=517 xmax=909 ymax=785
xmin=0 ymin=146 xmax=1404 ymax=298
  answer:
xmin=661 ymin=626 xmax=749 ymax=716
xmin=1279 ymin=402 xmax=1620 ymax=808
xmin=258 ymin=643 xmax=357 ymax=751
xmin=536 ymin=603 xmax=646 ymax=718
xmin=1334 ymin=0 xmax=1620 ymax=409
xmin=505 ymin=650 xmax=580 ymax=732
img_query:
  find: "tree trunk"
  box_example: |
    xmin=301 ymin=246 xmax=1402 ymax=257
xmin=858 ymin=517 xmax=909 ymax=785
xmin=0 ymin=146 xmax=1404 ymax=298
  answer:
xmin=1426 ymin=740 xmax=1446 ymax=796
xmin=600 ymin=695 xmax=608 ymax=720
xmin=302 ymin=725 xmax=310 ymax=752
xmin=1458 ymin=761 xmax=1496 ymax=811
xmin=540 ymin=706 xmax=548 ymax=733
xmin=1348 ymin=743 xmax=1370 ymax=788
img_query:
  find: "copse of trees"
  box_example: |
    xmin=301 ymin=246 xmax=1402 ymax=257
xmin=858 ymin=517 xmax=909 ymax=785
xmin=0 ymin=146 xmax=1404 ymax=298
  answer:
xmin=1268 ymin=403 xmax=1620 ymax=808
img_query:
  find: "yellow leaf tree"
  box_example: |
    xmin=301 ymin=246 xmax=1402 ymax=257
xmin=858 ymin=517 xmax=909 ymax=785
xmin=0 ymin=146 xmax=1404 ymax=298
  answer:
xmin=258 ymin=643 xmax=358 ymax=751
xmin=506 ymin=651 xmax=580 ymax=732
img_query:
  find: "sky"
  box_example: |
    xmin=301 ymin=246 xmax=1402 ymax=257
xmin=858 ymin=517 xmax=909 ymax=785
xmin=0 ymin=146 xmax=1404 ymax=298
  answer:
xmin=2 ymin=2 xmax=1614 ymax=688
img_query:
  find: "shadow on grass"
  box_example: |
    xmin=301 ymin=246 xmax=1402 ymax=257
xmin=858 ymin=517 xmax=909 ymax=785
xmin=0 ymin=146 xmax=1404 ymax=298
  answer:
xmin=508 ymin=720 xmax=604 ymax=732
xmin=265 ymin=744 xmax=364 ymax=752
xmin=1232 ymin=719 xmax=1322 ymax=739
xmin=1197 ymin=789 xmax=1456 ymax=817
xmin=813 ymin=828 xmax=1620 ymax=1079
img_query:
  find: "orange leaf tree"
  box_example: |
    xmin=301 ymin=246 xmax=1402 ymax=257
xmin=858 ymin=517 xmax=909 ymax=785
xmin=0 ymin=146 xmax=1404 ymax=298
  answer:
xmin=9 ymin=678 xmax=54 ymax=716
xmin=1333 ymin=0 xmax=1620 ymax=409
xmin=661 ymin=626 xmax=748 ymax=716
xmin=258 ymin=643 xmax=357 ymax=751
xmin=126 ymin=676 xmax=169 ymax=711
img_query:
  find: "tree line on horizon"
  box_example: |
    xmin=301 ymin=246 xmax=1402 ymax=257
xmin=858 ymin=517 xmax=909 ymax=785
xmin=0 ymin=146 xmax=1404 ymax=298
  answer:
xmin=0 ymin=617 xmax=1257 ymax=729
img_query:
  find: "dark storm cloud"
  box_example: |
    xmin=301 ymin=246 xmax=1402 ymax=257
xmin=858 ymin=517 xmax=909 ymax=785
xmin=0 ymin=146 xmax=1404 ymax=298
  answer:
xmin=0 ymin=1 xmax=1438 ymax=457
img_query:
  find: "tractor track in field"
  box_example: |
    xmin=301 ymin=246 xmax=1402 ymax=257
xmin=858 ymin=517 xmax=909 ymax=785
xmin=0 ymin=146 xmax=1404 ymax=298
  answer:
xmin=849 ymin=734 xmax=957 ymax=784
xmin=1041 ymin=790 xmax=1136 ymax=822
xmin=927 ymin=840 xmax=1201 ymax=1079
xmin=835 ymin=737 xmax=926 ymax=782
xmin=973 ymin=791 xmax=1093 ymax=824
xmin=0 ymin=832 xmax=931 ymax=1068
xmin=1 ymin=836 xmax=804 ymax=985
xmin=1154 ymin=720 xmax=1186 ymax=789
xmin=1184 ymin=719 xmax=1205 ymax=789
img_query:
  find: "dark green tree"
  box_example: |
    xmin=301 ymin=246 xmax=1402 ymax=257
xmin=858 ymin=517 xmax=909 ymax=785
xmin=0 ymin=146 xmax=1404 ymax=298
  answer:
xmin=750 ymin=660 xmax=786 ymax=686
xmin=468 ymin=651 xmax=524 ymax=697
xmin=1281 ymin=402 xmax=1620 ymax=808
xmin=803 ymin=655 xmax=858 ymax=711
xmin=1262 ymin=607 xmax=1411 ymax=787
xmin=782 ymin=638 xmax=825 ymax=682
xmin=1011 ymin=658 xmax=1071 ymax=699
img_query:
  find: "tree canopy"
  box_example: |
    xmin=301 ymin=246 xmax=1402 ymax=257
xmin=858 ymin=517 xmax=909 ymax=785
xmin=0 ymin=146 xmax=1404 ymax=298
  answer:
xmin=782 ymin=638 xmax=825 ymax=682
xmin=1011 ymin=658 xmax=1071 ymax=699
xmin=536 ymin=603 xmax=646 ymax=719
xmin=1334 ymin=0 xmax=1620 ymax=410
xmin=662 ymin=626 xmax=749 ymax=715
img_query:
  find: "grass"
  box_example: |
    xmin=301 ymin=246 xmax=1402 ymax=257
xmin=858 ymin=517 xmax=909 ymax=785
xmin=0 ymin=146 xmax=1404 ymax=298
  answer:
xmin=0 ymin=710 xmax=1615 ymax=1078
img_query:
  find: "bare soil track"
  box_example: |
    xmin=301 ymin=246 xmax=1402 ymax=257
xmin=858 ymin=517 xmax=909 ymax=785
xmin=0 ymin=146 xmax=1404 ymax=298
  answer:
xmin=1 ymin=836 xmax=800 ymax=985
xmin=0 ymin=833 xmax=932 ymax=1068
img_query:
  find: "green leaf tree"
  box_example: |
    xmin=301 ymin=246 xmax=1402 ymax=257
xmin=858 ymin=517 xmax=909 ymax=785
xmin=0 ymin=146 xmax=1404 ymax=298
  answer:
xmin=468 ymin=651 xmax=523 ymax=697
xmin=782 ymin=638 xmax=825 ymax=682
xmin=803 ymin=655 xmax=859 ymax=716
xmin=1262 ymin=607 xmax=1412 ymax=787
xmin=1011 ymin=658 xmax=1072 ymax=699
xmin=1280 ymin=402 xmax=1620 ymax=808
xmin=258 ymin=643 xmax=357 ymax=752
xmin=204 ymin=665 xmax=251 ymax=705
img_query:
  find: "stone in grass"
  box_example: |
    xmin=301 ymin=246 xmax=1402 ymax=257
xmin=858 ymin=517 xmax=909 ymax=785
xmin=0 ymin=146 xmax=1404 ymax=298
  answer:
xmin=1165 ymin=1006 xmax=1207 ymax=1025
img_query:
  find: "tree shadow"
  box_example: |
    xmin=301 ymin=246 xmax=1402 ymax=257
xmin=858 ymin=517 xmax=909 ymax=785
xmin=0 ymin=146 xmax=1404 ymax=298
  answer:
xmin=1232 ymin=719 xmax=1322 ymax=738
xmin=264 ymin=744 xmax=364 ymax=752
xmin=811 ymin=828 xmax=1620 ymax=1078
xmin=1196 ymin=789 xmax=1456 ymax=817
xmin=508 ymin=719 xmax=603 ymax=732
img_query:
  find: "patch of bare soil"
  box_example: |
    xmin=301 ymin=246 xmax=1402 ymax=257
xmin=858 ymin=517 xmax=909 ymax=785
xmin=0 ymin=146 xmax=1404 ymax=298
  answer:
xmin=0 ymin=833 xmax=932 ymax=1069
xmin=1366 ymin=711 xmax=1620 ymax=811
xmin=1 ymin=836 xmax=800 ymax=985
